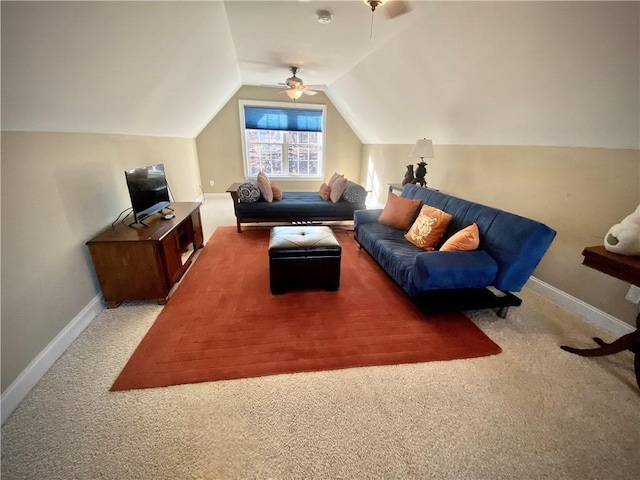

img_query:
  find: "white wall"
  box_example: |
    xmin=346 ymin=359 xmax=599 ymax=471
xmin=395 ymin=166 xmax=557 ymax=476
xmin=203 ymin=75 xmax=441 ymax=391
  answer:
xmin=1 ymin=1 xmax=241 ymax=137
xmin=1 ymin=132 xmax=202 ymax=393
xmin=330 ymin=1 xmax=639 ymax=148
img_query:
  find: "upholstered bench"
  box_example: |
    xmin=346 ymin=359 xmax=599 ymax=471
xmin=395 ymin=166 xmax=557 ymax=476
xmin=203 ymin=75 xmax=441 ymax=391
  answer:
xmin=268 ymin=226 xmax=341 ymax=294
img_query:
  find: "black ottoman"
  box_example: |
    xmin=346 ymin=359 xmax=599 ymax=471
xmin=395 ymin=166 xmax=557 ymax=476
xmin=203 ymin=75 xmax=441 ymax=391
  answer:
xmin=269 ymin=226 xmax=342 ymax=294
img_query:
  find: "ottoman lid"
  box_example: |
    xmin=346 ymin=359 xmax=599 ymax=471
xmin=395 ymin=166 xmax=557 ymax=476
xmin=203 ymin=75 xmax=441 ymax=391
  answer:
xmin=269 ymin=226 xmax=341 ymax=258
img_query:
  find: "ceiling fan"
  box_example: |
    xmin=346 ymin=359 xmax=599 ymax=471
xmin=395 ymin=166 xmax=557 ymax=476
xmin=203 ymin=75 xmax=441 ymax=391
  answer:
xmin=277 ymin=66 xmax=325 ymax=101
xmin=364 ymin=0 xmax=411 ymax=19
xmin=364 ymin=0 xmax=412 ymax=37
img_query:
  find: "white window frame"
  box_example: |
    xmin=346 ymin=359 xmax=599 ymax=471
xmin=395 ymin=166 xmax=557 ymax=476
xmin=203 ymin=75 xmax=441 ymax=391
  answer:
xmin=239 ymin=99 xmax=327 ymax=181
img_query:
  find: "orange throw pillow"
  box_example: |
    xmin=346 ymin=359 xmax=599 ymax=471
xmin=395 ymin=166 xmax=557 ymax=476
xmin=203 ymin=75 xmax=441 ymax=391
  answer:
xmin=319 ymin=183 xmax=331 ymax=200
xmin=271 ymin=182 xmax=283 ymax=201
xmin=440 ymin=223 xmax=480 ymax=252
xmin=378 ymin=193 xmax=422 ymax=231
xmin=404 ymin=204 xmax=453 ymax=250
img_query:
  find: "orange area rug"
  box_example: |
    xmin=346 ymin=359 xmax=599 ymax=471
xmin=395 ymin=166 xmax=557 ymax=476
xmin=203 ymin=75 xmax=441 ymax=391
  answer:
xmin=111 ymin=226 xmax=501 ymax=391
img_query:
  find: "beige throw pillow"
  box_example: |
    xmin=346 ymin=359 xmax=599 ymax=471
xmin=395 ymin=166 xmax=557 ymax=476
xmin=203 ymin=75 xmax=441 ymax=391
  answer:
xmin=257 ymin=172 xmax=273 ymax=203
xmin=404 ymin=204 xmax=452 ymax=250
xmin=330 ymin=176 xmax=348 ymax=203
xmin=327 ymin=172 xmax=343 ymax=188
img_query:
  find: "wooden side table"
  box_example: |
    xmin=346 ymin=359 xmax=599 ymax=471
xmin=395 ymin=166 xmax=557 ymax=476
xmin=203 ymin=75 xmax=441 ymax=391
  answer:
xmin=388 ymin=184 xmax=440 ymax=195
xmin=561 ymin=246 xmax=640 ymax=388
xmin=388 ymin=183 xmax=405 ymax=194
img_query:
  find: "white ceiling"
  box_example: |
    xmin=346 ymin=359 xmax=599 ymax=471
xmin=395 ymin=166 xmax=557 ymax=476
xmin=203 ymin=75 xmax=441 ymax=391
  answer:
xmin=2 ymin=1 xmax=639 ymax=148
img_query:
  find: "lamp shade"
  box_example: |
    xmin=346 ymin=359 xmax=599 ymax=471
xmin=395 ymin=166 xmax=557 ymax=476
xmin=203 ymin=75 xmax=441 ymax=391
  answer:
xmin=410 ymin=138 xmax=434 ymax=159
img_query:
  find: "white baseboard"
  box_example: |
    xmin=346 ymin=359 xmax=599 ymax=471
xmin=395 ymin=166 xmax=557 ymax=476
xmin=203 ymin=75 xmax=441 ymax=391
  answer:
xmin=1 ymin=294 xmax=104 ymax=425
xmin=204 ymin=192 xmax=229 ymax=200
xmin=526 ymin=276 xmax=634 ymax=338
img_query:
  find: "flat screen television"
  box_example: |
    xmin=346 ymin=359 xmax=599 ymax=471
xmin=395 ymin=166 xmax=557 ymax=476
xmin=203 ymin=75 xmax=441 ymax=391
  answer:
xmin=124 ymin=163 xmax=171 ymax=225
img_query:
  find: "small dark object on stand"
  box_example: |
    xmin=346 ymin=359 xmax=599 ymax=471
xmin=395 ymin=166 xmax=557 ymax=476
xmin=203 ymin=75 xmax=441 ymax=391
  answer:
xmin=413 ymin=161 xmax=427 ymax=187
xmin=402 ymin=165 xmax=415 ymax=186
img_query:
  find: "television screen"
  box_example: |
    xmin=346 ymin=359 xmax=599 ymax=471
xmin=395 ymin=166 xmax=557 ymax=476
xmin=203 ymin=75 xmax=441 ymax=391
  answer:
xmin=125 ymin=163 xmax=171 ymax=225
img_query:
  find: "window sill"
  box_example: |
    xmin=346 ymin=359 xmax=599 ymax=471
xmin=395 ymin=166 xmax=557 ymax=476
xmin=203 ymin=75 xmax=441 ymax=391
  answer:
xmin=246 ymin=176 xmax=324 ymax=182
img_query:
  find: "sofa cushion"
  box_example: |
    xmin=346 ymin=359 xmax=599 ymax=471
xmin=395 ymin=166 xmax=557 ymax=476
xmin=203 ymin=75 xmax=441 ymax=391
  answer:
xmin=355 ymin=222 xmax=421 ymax=291
xmin=404 ymin=205 xmax=452 ymax=250
xmin=440 ymin=223 xmax=480 ymax=252
xmin=378 ymin=193 xmax=422 ymax=231
xmin=235 ymin=191 xmax=365 ymax=218
xmin=410 ymin=250 xmax=499 ymax=293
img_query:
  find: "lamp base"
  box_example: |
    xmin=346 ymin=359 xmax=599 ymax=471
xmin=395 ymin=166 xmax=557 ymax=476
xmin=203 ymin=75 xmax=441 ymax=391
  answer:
xmin=413 ymin=161 xmax=428 ymax=187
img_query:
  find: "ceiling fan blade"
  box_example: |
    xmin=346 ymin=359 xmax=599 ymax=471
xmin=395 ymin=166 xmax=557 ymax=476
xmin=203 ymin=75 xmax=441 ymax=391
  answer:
xmin=304 ymin=84 xmax=327 ymax=91
xmin=302 ymin=90 xmax=318 ymax=96
xmin=384 ymin=0 xmax=412 ymax=19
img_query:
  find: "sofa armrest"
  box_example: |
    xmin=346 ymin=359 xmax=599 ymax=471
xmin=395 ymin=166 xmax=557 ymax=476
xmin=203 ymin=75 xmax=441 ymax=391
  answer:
xmin=410 ymin=250 xmax=499 ymax=294
xmin=354 ymin=209 xmax=382 ymax=227
xmin=226 ymin=183 xmax=243 ymax=232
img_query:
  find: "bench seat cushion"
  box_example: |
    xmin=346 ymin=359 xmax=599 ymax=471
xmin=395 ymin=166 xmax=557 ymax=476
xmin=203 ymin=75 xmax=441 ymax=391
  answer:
xmin=236 ymin=191 xmax=365 ymax=219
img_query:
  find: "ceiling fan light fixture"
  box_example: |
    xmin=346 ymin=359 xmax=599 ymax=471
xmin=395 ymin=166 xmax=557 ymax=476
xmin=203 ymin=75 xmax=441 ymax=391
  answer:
xmin=286 ymin=88 xmax=303 ymax=101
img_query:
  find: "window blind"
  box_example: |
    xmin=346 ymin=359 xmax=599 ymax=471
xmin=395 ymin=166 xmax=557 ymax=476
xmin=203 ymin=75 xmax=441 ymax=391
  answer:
xmin=243 ymin=106 xmax=323 ymax=132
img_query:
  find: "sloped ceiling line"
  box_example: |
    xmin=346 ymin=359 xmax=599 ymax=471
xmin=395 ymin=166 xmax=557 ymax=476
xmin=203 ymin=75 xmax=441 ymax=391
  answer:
xmin=1 ymin=1 xmax=638 ymax=148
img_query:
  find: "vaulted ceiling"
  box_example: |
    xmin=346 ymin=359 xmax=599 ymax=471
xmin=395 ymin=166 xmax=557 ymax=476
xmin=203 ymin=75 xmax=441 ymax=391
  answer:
xmin=2 ymin=1 xmax=639 ymax=148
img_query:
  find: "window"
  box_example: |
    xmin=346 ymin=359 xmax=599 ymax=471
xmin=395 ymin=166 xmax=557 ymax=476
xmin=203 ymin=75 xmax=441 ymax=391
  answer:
xmin=239 ymin=100 xmax=326 ymax=180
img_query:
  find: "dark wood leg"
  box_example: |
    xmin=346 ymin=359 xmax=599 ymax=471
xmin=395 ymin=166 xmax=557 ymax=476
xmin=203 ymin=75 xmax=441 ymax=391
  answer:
xmin=561 ymin=313 xmax=640 ymax=388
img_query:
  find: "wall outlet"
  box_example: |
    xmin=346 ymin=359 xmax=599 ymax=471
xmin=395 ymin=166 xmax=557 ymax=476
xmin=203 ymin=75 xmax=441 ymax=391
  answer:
xmin=625 ymin=285 xmax=640 ymax=305
xmin=209 ymin=180 xmax=215 ymax=187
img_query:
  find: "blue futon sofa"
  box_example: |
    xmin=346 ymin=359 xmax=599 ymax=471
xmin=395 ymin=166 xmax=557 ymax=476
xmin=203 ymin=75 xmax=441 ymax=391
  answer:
xmin=354 ymin=184 xmax=556 ymax=317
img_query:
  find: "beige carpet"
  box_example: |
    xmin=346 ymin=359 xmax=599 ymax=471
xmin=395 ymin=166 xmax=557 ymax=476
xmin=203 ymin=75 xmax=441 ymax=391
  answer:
xmin=1 ymin=288 xmax=639 ymax=479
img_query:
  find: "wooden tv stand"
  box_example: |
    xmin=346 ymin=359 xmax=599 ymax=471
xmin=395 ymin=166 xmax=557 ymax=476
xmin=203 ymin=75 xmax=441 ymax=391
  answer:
xmin=87 ymin=202 xmax=204 ymax=308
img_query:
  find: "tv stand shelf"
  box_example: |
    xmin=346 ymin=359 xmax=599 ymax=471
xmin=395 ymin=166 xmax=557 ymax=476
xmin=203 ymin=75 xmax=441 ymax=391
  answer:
xmin=87 ymin=202 xmax=204 ymax=308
